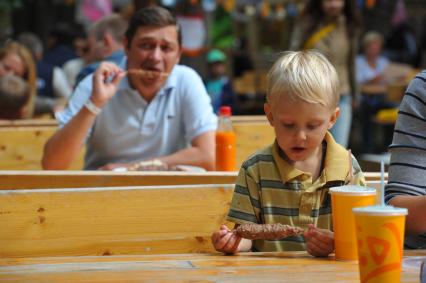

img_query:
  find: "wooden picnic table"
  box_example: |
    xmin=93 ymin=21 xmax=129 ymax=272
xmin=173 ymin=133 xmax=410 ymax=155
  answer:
xmin=0 ymin=250 xmax=423 ymax=282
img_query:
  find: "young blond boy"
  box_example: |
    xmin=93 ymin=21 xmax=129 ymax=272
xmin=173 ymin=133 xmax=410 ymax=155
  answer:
xmin=212 ymin=50 xmax=365 ymax=257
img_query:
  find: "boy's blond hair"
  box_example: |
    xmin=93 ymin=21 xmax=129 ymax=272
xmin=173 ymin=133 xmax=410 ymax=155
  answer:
xmin=267 ymin=50 xmax=339 ymax=108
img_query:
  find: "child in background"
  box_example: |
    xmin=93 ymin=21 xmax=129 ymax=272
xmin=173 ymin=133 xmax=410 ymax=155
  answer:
xmin=211 ymin=50 xmax=365 ymax=256
xmin=0 ymin=75 xmax=31 ymax=120
xmin=205 ymin=49 xmax=235 ymax=113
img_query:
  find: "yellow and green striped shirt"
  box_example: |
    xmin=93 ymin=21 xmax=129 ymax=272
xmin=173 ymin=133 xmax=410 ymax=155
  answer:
xmin=227 ymin=132 xmax=365 ymax=252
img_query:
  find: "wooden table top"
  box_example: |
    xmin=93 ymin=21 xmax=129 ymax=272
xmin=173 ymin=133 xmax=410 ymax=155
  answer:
xmin=0 ymin=250 xmax=424 ymax=282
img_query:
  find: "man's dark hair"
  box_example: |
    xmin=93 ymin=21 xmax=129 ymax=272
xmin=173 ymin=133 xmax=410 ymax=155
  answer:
xmin=125 ymin=6 xmax=181 ymax=47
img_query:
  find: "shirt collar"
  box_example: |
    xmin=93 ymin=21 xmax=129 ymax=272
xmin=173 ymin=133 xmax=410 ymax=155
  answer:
xmin=272 ymin=132 xmax=350 ymax=184
xmin=322 ymin=132 xmax=351 ymax=182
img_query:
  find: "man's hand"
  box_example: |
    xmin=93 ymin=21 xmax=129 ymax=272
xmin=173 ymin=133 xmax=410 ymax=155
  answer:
xmin=91 ymin=62 xmax=126 ymax=109
xmin=211 ymin=224 xmax=243 ymax=254
xmin=304 ymin=224 xmax=334 ymax=257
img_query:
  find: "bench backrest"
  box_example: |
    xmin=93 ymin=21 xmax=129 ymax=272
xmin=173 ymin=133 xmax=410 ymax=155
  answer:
xmin=0 ymin=184 xmax=234 ymax=257
xmin=0 ymin=171 xmax=385 ymax=190
xmin=0 ymin=126 xmax=85 ymax=170
xmin=0 ymin=179 xmax=383 ymax=257
xmin=0 ymin=171 xmax=238 ymax=190
xmin=0 ymin=116 xmax=274 ymax=170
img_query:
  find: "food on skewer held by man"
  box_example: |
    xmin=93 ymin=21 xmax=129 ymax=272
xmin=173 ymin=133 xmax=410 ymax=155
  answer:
xmin=126 ymin=68 xmax=169 ymax=79
xmin=233 ymin=223 xmax=305 ymax=240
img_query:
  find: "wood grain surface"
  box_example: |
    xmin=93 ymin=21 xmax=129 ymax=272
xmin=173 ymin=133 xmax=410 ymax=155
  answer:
xmin=0 ymin=250 xmax=423 ymax=282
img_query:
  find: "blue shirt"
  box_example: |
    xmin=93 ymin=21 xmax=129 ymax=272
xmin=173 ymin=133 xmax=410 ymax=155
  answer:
xmin=75 ymin=49 xmax=125 ymax=87
xmin=355 ymin=55 xmax=390 ymax=84
xmin=57 ymin=60 xmax=217 ymax=170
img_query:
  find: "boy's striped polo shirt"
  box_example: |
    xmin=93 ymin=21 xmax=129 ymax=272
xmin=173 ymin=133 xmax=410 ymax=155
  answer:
xmin=227 ymin=132 xmax=365 ymax=252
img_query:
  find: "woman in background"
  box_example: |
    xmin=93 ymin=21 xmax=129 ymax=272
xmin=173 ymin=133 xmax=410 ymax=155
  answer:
xmin=290 ymin=0 xmax=362 ymax=148
xmin=0 ymin=41 xmax=37 ymax=118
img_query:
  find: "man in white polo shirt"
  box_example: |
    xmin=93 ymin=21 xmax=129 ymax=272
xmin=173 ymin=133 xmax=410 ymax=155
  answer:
xmin=42 ymin=6 xmax=217 ymax=171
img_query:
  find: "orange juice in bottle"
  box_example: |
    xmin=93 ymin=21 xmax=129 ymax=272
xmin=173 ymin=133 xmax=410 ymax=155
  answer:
xmin=215 ymin=106 xmax=236 ymax=171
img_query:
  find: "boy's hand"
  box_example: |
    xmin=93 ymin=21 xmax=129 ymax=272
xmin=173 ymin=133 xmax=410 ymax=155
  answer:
xmin=211 ymin=224 xmax=242 ymax=254
xmin=304 ymin=224 xmax=334 ymax=257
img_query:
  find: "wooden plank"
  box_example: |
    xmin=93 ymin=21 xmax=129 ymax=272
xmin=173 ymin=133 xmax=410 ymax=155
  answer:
xmin=0 ymin=117 xmax=387 ymax=179
xmin=0 ymin=171 xmax=384 ymax=190
xmin=0 ymin=119 xmax=58 ymax=127
xmin=0 ymin=116 xmax=267 ymax=128
xmin=0 ymin=184 xmax=234 ymax=258
xmin=0 ymin=171 xmax=237 ymax=190
xmin=0 ymin=251 xmax=422 ymax=282
xmin=234 ymin=122 xmax=274 ymax=166
xmin=0 ymin=116 xmax=270 ymax=170
xmin=0 ymin=127 xmax=84 ymax=170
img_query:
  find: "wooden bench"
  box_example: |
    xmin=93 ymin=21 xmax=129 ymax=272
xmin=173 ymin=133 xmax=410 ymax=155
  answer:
xmin=0 ymin=126 xmax=85 ymax=170
xmin=0 ymin=184 xmax=234 ymax=258
xmin=0 ymin=116 xmax=274 ymax=170
xmin=0 ymin=177 xmax=385 ymax=258
xmin=0 ymin=170 xmax=386 ymax=190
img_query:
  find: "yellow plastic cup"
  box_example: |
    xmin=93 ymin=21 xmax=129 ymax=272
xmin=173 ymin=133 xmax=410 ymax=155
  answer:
xmin=353 ymin=205 xmax=407 ymax=283
xmin=330 ymin=186 xmax=377 ymax=260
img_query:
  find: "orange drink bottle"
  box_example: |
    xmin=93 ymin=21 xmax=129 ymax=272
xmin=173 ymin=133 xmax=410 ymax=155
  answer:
xmin=215 ymin=106 xmax=236 ymax=171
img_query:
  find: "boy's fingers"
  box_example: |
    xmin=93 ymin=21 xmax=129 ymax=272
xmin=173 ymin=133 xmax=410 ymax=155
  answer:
xmin=214 ymin=232 xmax=233 ymax=251
xmin=230 ymin=236 xmax=242 ymax=252
xmin=310 ymin=230 xmax=333 ymax=247
xmin=220 ymin=224 xmax=230 ymax=231
xmin=308 ymin=236 xmax=330 ymax=252
xmin=211 ymin=229 xmax=228 ymax=244
xmin=223 ymin=235 xmax=242 ymax=253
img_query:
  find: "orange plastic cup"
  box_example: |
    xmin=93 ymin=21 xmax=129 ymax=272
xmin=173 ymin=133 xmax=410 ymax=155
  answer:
xmin=353 ymin=205 xmax=407 ymax=283
xmin=330 ymin=186 xmax=377 ymax=260
xmin=215 ymin=131 xmax=236 ymax=171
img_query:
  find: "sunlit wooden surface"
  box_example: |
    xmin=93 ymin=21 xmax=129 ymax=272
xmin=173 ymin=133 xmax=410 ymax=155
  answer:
xmin=0 ymin=126 xmax=85 ymax=170
xmin=0 ymin=171 xmax=237 ymax=190
xmin=0 ymin=184 xmax=234 ymax=258
xmin=0 ymin=116 xmax=273 ymax=170
xmin=0 ymin=250 xmax=423 ymax=282
xmin=0 ymin=170 xmax=386 ymax=190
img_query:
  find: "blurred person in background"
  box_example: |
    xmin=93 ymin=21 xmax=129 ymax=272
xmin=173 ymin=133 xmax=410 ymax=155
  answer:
xmin=18 ymin=32 xmax=72 ymax=116
xmin=356 ymin=31 xmax=390 ymax=85
xmin=43 ymin=23 xmax=77 ymax=68
xmin=74 ymin=13 xmax=127 ymax=86
xmin=63 ymin=24 xmax=91 ymax=89
xmin=0 ymin=41 xmax=37 ymax=118
xmin=204 ymin=49 xmax=235 ymax=113
xmin=0 ymin=75 xmax=31 ymax=120
xmin=290 ymin=0 xmax=362 ymax=148
xmin=356 ymin=31 xmax=394 ymax=153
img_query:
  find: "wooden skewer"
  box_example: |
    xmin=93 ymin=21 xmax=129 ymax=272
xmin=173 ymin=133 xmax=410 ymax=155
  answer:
xmin=125 ymin=69 xmax=169 ymax=78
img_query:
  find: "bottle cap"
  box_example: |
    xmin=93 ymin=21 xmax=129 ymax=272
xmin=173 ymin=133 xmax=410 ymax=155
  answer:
xmin=219 ymin=106 xmax=231 ymax=116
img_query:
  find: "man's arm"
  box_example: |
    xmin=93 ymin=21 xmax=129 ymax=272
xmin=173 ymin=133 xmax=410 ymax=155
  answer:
xmin=100 ymin=130 xmax=216 ymax=171
xmin=385 ymin=71 xmax=426 ymax=236
xmin=389 ymin=195 xmax=426 ymax=235
xmin=42 ymin=107 xmax=97 ymax=169
xmin=42 ymin=62 xmax=125 ymax=170
xmin=157 ymin=130 xmax=215 ymax=170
